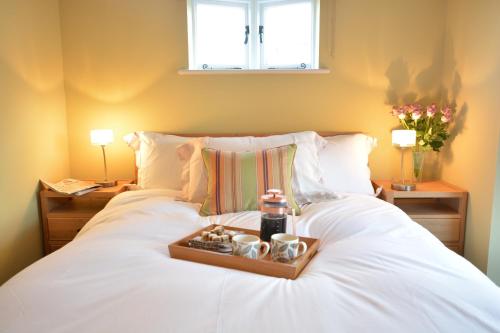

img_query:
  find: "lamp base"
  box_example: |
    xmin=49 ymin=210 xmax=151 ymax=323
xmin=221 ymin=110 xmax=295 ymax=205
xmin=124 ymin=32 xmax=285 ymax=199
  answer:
xmin=95 ymin=180 xmax=117 ymax=188
xmin=391 ymin=182 xmax=416 ymax=191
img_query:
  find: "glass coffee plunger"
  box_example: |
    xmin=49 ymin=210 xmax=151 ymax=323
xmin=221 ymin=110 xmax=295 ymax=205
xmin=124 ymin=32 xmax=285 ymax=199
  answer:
xmin=259 ymin=189 xmax=288 ymax=242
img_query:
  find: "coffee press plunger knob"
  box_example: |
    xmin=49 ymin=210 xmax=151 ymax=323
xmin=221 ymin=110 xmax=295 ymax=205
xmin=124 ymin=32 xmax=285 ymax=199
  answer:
xmin=267 ymin=189 xmax=282 ymax=197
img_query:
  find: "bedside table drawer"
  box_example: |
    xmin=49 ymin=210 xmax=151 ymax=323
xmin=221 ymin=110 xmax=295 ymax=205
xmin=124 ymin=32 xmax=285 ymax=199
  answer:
xmin=48 ymin=241 xmax=68 ymax=253
xmin=413 ymin=218 xmax=461 ymax=242
xmin=48 ymin=218 xmax=89 ymax=240
xmin=40 ymin=180 xmax=133 ymax=255
xmin=445 ymin=244 xmax=462 ymax=254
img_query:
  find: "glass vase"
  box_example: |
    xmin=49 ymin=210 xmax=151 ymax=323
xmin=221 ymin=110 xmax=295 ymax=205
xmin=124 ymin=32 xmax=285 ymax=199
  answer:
xmin=412 ymin=150 xmax=425 ymax=183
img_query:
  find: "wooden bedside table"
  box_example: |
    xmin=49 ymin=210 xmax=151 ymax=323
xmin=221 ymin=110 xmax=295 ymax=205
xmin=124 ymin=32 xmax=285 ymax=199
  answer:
xmin=39 ymin=180 xmax=133 ymax=254
xmin=372 ymin=180 xmax=468 ymax=255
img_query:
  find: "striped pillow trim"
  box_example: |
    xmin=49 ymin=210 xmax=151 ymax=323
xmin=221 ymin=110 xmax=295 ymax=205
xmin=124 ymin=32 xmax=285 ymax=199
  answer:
xmin=200 ymin=144 xmax=300 ymax=216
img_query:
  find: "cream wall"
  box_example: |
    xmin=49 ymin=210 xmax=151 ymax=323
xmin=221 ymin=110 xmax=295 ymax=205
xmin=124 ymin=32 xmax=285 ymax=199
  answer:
xmin=59 ymin=0 xmax=447 ymax=183
xmin=0 ymin=1 xmax=69 ymax=283
xmin=441 ymin=0 xmax=500 ymax=273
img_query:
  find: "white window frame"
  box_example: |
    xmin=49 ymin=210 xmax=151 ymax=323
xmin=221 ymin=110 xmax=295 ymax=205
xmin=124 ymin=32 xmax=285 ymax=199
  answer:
xmin=188 ymin=0 xmax=251 ymax=70
xmin=257 ymin=0 xmax=319 ymax=69
xmin=187 ymin=0 xmax=319 ymax=70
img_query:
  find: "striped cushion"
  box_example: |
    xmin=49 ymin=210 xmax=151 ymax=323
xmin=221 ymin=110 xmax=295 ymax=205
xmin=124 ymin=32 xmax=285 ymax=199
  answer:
xmin=200 ymin=144 xmax=300 ymax=216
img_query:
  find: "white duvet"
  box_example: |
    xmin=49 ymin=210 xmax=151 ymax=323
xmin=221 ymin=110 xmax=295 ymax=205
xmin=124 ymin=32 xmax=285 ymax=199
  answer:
xmin=1 ymin=190 xmax=499 ymax=333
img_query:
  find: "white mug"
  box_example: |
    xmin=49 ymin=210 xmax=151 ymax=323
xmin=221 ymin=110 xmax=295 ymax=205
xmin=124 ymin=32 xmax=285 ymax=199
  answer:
xmin=271 ymin=233 xmax=307 ymax=263
xmin=232 ymin=235 xmax=270 ymax=260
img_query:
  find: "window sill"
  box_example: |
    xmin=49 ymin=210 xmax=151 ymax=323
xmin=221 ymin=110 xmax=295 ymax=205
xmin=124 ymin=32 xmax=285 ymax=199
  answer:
xmin=177 ymin=68 xmax=330 ymax=75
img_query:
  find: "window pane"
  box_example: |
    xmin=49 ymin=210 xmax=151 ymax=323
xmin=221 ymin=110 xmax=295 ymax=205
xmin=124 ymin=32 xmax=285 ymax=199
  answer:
xmin=261 ymin=1 xmax=313 ymax=68
xmin=195 ymin=2 xmax=248 ymax=68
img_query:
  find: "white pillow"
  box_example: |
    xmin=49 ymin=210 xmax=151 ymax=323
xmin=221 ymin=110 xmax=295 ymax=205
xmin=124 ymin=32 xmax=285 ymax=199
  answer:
xmin=177 ymin=131 xmax=328 ymax=204
xmin=319 ymin=134 xmax=377 ymax=195
xmin=125 ymin=132 xmax=191 ymax=190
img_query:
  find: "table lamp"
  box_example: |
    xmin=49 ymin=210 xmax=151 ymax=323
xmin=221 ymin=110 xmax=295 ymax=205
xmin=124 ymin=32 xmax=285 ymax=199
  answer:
xmin=391 ymin=129 xmax=416 ymax=191
xmin=90 ymin=129 xmax=117 ymax=187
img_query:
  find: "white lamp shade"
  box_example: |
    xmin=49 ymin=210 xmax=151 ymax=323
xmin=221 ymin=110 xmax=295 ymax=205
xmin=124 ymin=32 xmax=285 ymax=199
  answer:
xmin=90 ymin=129 xmax=114 ymax=146
xmin=392 ymin=130 xmax=416 ymax=147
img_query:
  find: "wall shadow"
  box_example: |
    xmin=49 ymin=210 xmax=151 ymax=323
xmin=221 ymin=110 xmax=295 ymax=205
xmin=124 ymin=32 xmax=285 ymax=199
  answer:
xmin=385 ymin=37 xmax=444 ymax=106
xmin=384 ymin=35 xmax=467 ymax=180
xmin=437 ymin=32 xmax=468 ymax=176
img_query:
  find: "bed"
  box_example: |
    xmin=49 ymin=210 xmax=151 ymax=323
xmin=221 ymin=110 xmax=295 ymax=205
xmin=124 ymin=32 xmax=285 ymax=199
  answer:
xmin=1 ymin=132 xmax=499 ymax=333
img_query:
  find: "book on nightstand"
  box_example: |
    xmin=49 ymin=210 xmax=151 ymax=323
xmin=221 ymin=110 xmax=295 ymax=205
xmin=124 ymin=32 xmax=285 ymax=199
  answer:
xmin=41 ymin=178 xmax=102 ymax=196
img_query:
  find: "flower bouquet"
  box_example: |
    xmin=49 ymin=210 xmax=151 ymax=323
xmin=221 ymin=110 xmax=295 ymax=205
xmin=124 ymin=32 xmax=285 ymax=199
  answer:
xmin=391 ymin=103 xmax=454 ymax=181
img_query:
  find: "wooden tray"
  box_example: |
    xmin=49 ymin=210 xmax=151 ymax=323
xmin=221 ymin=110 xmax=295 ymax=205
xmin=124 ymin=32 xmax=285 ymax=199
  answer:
xmin=168 ymin=225 xmax=319 ymax=279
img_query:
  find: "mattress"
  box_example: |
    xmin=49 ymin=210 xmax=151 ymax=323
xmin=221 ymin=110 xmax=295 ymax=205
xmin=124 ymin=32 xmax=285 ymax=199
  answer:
xmin=1 ymin=189 xmax=499 ymax=332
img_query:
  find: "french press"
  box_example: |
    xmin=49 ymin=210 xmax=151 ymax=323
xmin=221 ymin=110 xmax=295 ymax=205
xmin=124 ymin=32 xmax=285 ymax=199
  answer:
xmin=260 ymin=189 xmax=288 ymax=242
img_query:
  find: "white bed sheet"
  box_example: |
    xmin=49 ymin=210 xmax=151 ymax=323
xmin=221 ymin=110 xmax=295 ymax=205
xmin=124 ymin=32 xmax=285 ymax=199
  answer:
xmin=1 ymin=189 xmax=499 ymax=333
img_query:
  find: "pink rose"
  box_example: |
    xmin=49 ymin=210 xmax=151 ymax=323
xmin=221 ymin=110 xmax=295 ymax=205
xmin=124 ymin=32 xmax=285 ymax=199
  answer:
xmin=398 ymin=106 xmax=406 ymax=119
xmin=392 ymin=105 xmax=407 ymax=120
xmin=427 ymin=104 xmax=437 ymax=117
xmin=441 ymin=106 xmax=453 ymax=123
xmin=410 ymin=104 xmax=423 ymax=120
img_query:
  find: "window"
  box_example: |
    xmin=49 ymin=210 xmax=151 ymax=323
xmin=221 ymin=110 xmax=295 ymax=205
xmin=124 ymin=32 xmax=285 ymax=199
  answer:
xmin=187 ymin=0 xmax=319 ymax=70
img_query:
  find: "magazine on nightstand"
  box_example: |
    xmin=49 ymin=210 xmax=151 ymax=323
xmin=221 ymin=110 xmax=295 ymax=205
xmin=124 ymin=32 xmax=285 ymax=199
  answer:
xmin=41 ymin=178 xmax=102 ymax=196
